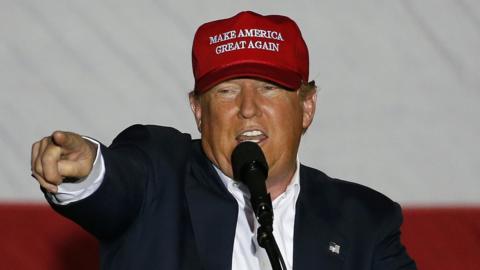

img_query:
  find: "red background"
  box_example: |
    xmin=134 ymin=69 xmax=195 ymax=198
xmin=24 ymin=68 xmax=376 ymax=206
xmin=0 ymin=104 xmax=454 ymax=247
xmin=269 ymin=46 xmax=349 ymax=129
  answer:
xmin=2 ymin=204 xmax=479 ymax=270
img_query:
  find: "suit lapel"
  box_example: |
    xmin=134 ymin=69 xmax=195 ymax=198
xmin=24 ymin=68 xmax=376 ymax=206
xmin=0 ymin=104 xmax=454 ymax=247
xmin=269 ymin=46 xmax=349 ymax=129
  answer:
xmin=184 ymin=145 xmax=348 ymax=270
xmin=293 ymin=165 xmax=347 ymax=270
xmin=185 ymin=141 xmax=238 ymax=270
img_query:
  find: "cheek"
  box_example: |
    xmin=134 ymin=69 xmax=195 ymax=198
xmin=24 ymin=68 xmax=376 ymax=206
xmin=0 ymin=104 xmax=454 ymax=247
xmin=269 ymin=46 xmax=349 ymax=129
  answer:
xmin=200 ymin=101 xmax=237 ymax=146
xmin=267 ymin=105 xmax=303 ymax=161
xmin=266 ymin=99 xmax=304 ymax=133
xmin=203 ymin=102 xmax=233 ymax=129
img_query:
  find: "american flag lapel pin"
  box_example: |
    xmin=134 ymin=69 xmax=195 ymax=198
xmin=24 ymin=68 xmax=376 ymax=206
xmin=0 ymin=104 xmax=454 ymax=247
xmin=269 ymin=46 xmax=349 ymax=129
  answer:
xmin=328 ymin=242 xmax=341 ymax=255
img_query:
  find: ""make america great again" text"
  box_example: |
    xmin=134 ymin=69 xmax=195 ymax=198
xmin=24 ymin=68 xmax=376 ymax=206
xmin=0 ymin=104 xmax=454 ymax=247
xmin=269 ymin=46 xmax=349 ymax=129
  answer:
xmin=209 ymin=28 xmax=284 ymax=54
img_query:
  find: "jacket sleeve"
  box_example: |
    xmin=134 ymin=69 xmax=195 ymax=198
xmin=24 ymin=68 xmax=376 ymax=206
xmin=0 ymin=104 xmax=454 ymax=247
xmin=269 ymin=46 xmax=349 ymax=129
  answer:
xmin=46 ymin=125 xmax=152 ymax=240
xmin=372 ymin=202 xmax=417 ymax=270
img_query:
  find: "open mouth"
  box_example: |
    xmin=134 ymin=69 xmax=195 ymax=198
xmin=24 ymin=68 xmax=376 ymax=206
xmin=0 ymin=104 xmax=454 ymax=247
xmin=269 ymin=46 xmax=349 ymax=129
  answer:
xmin=235 ymin=129 xmax=268 ymax=144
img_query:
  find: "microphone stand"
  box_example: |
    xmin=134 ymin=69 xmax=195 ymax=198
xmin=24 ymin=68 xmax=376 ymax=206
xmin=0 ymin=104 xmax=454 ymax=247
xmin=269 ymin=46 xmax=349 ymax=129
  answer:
xmin=230 ymin=142 xmax=286 ymax=270
xmin=252 ymin=194 xmax=287 ymax=270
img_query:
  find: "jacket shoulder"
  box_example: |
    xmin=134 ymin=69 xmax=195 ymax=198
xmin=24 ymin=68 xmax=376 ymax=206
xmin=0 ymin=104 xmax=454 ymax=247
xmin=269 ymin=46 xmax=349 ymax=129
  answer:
xmin=111 ymin=124 xmax=191 ymax=147
xmin=299 ymin=165 xmax=416 ymax=269
xmin=299 ymin=165 xmax=400 ymax=225
xmin=109 ymin=124 xmax=193 ymax=178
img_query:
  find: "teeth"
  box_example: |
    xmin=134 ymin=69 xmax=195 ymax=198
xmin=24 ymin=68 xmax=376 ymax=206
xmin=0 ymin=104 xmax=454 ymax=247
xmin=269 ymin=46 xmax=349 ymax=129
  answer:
xmin=237 ymin=129 xmax=266 ymax=144
xmin=241 ymin=130 xmax=263 ymax=136
xmin=242 ymin=139 xmax=261 ymax=143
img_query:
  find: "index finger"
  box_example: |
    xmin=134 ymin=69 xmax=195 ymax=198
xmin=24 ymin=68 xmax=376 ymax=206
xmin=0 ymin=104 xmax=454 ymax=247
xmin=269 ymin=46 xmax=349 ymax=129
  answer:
xmin=51 ymin=131 xmax=82 ymax=153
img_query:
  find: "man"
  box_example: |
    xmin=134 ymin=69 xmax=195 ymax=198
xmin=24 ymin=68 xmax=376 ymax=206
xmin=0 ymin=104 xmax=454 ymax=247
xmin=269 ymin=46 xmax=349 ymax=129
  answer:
xmin=31 ymin=11 xmax=416 ymax=270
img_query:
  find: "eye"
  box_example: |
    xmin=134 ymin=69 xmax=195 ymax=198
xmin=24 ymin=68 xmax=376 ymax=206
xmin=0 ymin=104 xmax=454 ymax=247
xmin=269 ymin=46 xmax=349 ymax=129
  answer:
xmin=259 ymin=83 xmax=282 ymax=96
xmin=217 ymin=88 xmax=233 ymax=94
xmin=213 ymin=85 xmax=240 ymax=98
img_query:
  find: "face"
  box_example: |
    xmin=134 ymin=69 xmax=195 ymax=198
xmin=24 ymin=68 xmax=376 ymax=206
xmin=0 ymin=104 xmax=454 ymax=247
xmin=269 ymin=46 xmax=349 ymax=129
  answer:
xmin=190 ymin=78 xmax=316 ymax=185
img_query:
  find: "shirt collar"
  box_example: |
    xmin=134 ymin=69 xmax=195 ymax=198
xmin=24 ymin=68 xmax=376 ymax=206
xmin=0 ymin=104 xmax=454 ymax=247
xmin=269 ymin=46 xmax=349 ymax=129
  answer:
xmin=212 ymin=158 xmax=301 ymax=203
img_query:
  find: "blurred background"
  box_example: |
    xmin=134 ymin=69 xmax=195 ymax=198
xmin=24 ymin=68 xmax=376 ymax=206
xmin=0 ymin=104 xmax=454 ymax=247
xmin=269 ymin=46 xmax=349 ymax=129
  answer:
xmin=1 ymin=0 xmax=479 ymax=269
xmin=1 ymin=0 xmax=478 ymax=205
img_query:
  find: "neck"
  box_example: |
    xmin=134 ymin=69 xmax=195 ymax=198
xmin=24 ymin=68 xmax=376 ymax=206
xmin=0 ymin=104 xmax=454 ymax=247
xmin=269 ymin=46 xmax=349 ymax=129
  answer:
xmin=266 ymin=161 xmax=297 ymax=200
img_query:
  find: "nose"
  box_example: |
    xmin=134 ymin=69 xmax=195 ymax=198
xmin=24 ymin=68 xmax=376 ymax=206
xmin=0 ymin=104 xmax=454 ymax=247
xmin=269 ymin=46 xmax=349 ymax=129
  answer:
xmin=238 ymin=85 xmax=261 ymax=119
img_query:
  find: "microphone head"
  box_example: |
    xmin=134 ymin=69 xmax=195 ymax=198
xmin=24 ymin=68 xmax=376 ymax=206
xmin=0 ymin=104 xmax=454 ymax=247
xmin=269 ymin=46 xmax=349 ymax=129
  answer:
xmin=231 ymin=141 xmax=269 ymax=184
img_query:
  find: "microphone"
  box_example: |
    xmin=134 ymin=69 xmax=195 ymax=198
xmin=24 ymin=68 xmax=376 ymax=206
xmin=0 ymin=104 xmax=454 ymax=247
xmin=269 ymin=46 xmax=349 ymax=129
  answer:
xmin=231 ymin=141 xmax=272 ymax=229
xmin=231 ymin=142 xmax=286 ymax=270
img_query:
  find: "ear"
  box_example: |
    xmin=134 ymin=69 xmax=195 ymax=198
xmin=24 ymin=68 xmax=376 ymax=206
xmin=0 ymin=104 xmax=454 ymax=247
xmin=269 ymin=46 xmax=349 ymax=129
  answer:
xmin=302 ymin=90 xmax=317 ymax=130
xmin=189 ymin=92 xmax=202 ymax=132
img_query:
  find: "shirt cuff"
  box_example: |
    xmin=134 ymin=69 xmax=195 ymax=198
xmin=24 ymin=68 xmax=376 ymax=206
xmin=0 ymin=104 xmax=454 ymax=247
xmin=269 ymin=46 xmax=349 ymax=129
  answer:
xmin=49 ymin=137 xmax=105 ymax=205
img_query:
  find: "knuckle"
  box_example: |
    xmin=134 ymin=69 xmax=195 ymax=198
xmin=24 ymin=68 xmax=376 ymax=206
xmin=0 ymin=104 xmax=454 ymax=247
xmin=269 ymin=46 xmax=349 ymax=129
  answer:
xmin=34 ymin=162 xmax=43 ymax=175
xmin=43 ymin=170 xmax=59 ymax=183
xmin=42 ymin=137 xmax=52 ymax=147
xmin=41 ymin=153 xmax=56 ymax=164
xmin=38 ymin=139 xmax=47 ymax=150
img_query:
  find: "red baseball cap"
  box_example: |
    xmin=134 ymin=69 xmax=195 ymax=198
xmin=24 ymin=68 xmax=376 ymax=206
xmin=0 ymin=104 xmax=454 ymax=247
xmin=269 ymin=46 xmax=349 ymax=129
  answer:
xmin=192 ymin=11 xmax=309 ymax=94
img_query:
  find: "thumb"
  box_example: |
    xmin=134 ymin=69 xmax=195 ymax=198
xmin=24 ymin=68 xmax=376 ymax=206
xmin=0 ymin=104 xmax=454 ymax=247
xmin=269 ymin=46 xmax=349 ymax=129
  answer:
xmin=58 ymin=159 xmax=92 ymax=179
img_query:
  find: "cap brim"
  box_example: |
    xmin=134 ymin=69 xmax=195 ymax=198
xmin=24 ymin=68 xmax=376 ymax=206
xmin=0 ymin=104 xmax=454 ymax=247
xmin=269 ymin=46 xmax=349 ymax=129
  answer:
xmin=194 ymin=62 xmax=303 ymax=94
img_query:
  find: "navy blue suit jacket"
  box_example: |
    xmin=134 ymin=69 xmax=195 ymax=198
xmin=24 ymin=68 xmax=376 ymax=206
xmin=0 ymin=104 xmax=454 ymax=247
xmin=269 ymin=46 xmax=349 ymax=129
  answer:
xmin=49 ymin=125 xmax=416 ymax=270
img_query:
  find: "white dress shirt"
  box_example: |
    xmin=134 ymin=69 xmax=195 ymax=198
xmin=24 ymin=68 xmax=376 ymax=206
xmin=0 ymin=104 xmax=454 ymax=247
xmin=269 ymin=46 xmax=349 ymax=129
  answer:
xmin=52 ymin=142 xmax=301 ymax=270
xmin=214 ymin=162 xmax=300 ymax=270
